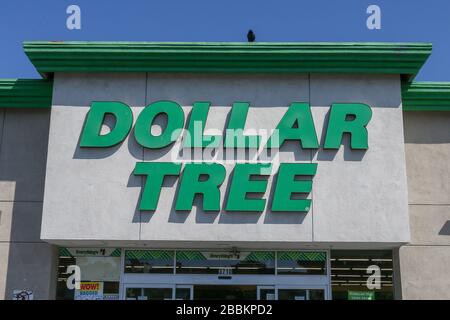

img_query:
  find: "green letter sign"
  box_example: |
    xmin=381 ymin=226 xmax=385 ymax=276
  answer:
xmin=133 ymin=162 xmax=182 ymax=210
xmin=272 ymin=163 xmax=318 ymax=212
xmin=226 ymin=163 xmax=272 ymax=212
xmin=184 ymin=102 xmax=221 ymax=148
xmin=266 ymin=103 xmax=319 ymax=149
xmin=80 ymin=101 xmax=133 ymax=147
xmin=78 ymin=100 xmax=372 ymax=214
xmin=324 ymin=103 xmax=372 ymax=149
xmin=175 ymin=163 xmax=226 ymax=211
xmin=224 ymin=102 xmax=261 ymax=148
xmin=134 ymin=100 xmax=184 ymax=149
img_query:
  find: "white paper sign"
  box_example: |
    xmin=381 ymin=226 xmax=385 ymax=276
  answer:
xmin=74 ymin=281 xmax=104 ymax=300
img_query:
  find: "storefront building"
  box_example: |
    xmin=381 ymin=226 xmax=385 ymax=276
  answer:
xmin=0 ymin=42 xmax=448 ymax=300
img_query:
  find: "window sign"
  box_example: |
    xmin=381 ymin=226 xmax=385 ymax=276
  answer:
xmin=74 ymin=281 xmax=103 ymax=300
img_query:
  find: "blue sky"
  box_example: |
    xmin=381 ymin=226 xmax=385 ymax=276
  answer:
xmin=1 ymin=0 xmax=450 ymax=80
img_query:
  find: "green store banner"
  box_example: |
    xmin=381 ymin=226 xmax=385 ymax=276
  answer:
xmin=124 ymin=250 xmax=325 ymax=263
xmin=176 ymin=251 xmax=277 ymax=262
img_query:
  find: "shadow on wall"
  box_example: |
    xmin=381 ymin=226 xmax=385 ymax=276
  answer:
xmin=0 ymin=108 xmax=57 ymax=300
xmin=439 ymin=221 xmax=450 ymax=236
xmin=313 ymin=108 xmax=367 ymax=162
xmin=72 ymin=113 xmax=144 ymax=160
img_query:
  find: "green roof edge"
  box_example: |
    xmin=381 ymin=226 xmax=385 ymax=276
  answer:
xmin=23 ymin=41 xmax=432 ymax=80
xmin=0 ymin=79 xmax=53 ymax=108
xmin=3 ymin=42 xmax=450 ymax=111
xmin=402 ymin=81 xmax=450 ymax=111
xmin=3 ymin=78 xmax=450 ymax=112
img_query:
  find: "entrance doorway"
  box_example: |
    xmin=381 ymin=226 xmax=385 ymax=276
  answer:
xmin=120 ymin=249 xmax=331 ymax=300
xmin=123 ymin=284 xmax=326 ymax=300
xmin=194 ymin=285 xmax=256 ymax=300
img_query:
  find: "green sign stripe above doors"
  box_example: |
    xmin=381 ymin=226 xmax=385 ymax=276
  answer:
xmin=110 ymin=248 xmax=121 ymax=257
xmin=61 ymin=249 xmax=324 ymax=261
xmin=59 ymin=248 xmax=72 ymax=257
xmin=244 ymin=251 xmax=275 ymax=262
xmin=176 ymin=251 xmax=207 ymax=261
xmin=59 ymin=247 xmax=122 ymax=257
xmin=125 ymin=250 xmax=174 ymax=261
xmin=176 ymin=251 xmax=275 ymax=262
xmin=277 ymin=251 xmax=327 ymax=262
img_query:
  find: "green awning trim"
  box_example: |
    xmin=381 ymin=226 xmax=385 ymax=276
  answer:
xmin=23 ymin=41 xmax=431 ymax=80
xmin=176 ymin=251 xmax=207 ymax=261
xmin=0 ymin=79 xmax=52 ymax=108
xmin=125 ymin=250 xmax=174 ymax=261
xmin=110 ymin=248 xmax=122 ymax=257
xmin=402 ymin=81 xmax=450 ymax=111
xmin=277 ymin=251 xmax=327 ymax=262
xmin=59 ymin=247 xmax=72 ymax=257
xmin=244 ymin=251 xmax=275 ymax=262
xmin=58 ymin=247 xmax=122 ymax=257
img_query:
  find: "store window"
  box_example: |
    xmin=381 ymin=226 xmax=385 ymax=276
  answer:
xmin=331 ymin=250 xmax=394 ymax=300
xmin=125 ymin=287 xmax=173 ymax=300
xmin=278 ymin=288 xmax=307 ymax=300
xmin=276 ymin=251 xmax=327 ymax=275
xmin=259 ymin=287 xmax=276 ymax=300
xmin=309 ymin=289 xmax=325 ymax=300
xmin=175 ymin=251 xmax=275 ymax=275
xmin=56 ymin=248 xmax=121 ymax=300
xmin=277 ymin=288 xmax=325 ymax=300
xmin=124 ymin=250 xmax=174 ymax=274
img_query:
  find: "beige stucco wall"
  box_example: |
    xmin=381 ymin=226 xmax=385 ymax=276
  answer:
xmin=401 ymin=111 xmax=450 ymax=299
xmin=0 ymin=108 xmax=57 ymax=300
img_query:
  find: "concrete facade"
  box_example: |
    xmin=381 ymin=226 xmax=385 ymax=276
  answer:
xmin=0 ymin=108 xmax=57 ymax=299
xmin=0 ymin=72 xmax=448 ymax=299
xmin=41 ymin=73 xmax=410 ymax=247
xmin=400 ymin=111 xmax=450 ymax=299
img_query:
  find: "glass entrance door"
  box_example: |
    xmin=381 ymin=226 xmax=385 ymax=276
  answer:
xmin=175 ymin=285 xmax=193 ymax=300
xmin=278 ymin=288 xmax=307 ymax=300
xmin=258 ymin=286 xmax=325 ymax=300
xmin=191 ymin=285 xmax=326 ymax=300
xmin=123 ymin=284 xmax=326 ymax=300
xmin=124 ymin=284 xmax=193 ymax=300
xmin=193 ymin=285 xmax=257 ymax=300
xmin=257 ymin=286 xmax=276 ymax=300
xmin=277 ymin=287 xmax=325 ymax=300
xmin=125 ymin=286 xmax=173 ymax=300
xmin=120 ymin=249 xmax=331 ymax=300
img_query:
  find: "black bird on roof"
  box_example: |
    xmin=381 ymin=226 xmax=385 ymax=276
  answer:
xmin=247 ymin=30 xmax=255 ymax=42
